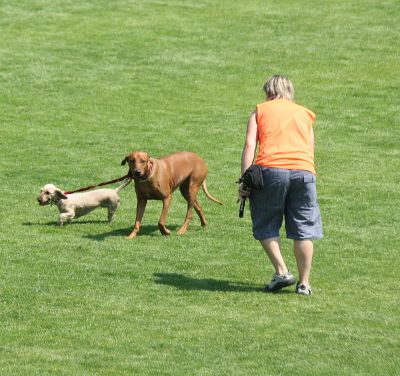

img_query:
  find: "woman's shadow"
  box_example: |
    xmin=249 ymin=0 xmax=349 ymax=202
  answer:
xmin=154 ymin=272 xmax=263 ymax=293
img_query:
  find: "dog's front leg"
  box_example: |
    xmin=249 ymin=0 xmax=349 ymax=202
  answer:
xmin=158 ymin=195 xmax=172 ymax=236
xmin=58 ymin=211 xmax=75 ymax=225
xmin=127 ymin=199 xmax=147 ymax=239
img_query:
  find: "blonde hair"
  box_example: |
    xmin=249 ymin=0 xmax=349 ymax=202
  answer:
xmin=263 ymin=75 xmax=294 ymax=101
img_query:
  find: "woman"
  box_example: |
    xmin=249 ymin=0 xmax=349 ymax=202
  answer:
xmin=240 ymin=75 xmax=322 ymax=295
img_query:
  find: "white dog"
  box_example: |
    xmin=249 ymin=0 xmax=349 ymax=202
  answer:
xmin=37 ymin=180 xmax=131 ymax=225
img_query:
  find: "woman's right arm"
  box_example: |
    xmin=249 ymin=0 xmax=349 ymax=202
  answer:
xmin=239 ymin=110 xmax=258 ymax=198
xmin=241 ymin=110 xmax=258 ymax=175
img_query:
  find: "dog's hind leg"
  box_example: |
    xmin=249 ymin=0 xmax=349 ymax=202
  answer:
xmin=180 ymin=182 xmax=208 ymax=227
xmin=178 ymin=182 xmax=205 ymax=235
xmin=193 ymin=200 xmax=208 ymax=227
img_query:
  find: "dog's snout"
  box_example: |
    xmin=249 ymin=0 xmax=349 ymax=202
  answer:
xmin=134 ymin=170 xmax=141 ymax=177
xmin=37 ymin=197 xmax=46 ymax=206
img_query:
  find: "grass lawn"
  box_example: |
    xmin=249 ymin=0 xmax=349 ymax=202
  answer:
xmin=0 ymin=0 xmax=399 ymax=375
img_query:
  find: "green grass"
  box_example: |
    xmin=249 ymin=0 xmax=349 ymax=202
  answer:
xmin=1 ymin=0 xmax=399 ymax=374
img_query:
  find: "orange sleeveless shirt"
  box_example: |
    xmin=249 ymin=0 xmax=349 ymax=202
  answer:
xmin=255 ymin=99 xmax=316 ymax=175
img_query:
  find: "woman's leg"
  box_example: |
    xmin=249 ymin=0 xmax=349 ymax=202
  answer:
xmin=294 ymin=240 xmax=313 ymax=285
xmin=260 ymin=237 xmax=288 ymax=275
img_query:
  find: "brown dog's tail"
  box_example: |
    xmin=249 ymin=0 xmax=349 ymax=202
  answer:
xmin=115 ymin=178 xmax=132 ymax=194
xmin=202 ymin=180 xmax=223 ymax=205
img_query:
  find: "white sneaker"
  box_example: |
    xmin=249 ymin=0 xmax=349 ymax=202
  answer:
xmin=296 ymin=283 xmax=312 ymax=295
xmin=264 ymin=272 xmax=296 ymax=292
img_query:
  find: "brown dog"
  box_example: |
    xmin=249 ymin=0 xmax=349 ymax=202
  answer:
xmin=121 ymin=151 xmax=223 ymax=238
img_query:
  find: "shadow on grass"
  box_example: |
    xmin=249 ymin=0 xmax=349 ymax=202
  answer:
xmin=23 ymin=220 xmax=108 ymax=226
xmin=154 ymin=272 xmax=264 ymax=293
xmin=84 ymin=225 xmax=180 ymax=241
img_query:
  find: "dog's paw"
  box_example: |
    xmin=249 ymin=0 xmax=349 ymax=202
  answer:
xmin=177 ymin=227 xmax=187 ymax=236
xmin=126 ymin=232 xmax=137 ymax=239
xmin=158 ymin=223 xmax=171 ymax=236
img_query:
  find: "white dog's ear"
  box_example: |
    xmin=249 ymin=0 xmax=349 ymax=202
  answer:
xmin=56 ymin=189 xmax=68 ymax=200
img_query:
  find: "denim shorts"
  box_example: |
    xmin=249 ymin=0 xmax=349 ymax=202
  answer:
xmin=249 ymin=167 xmax=323 ymax=240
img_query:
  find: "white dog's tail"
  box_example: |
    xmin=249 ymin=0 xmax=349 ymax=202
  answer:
xmin=201 ymin=180 xmax=223 ymax=205
xmin=115 ymin=178 xmax=132 ymax=194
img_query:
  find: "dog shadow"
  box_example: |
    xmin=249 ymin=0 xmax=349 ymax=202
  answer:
xmin=154 ymin=272 xmax=263 ymax=293
xmin=85 ymin=224 xmax=180 ymax=241
xmin=23 ymin=220 xmax=108 ymax=227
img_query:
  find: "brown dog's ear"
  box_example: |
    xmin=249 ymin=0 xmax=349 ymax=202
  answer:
xmin=121 ymin=156 xmax=127 ymax=166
